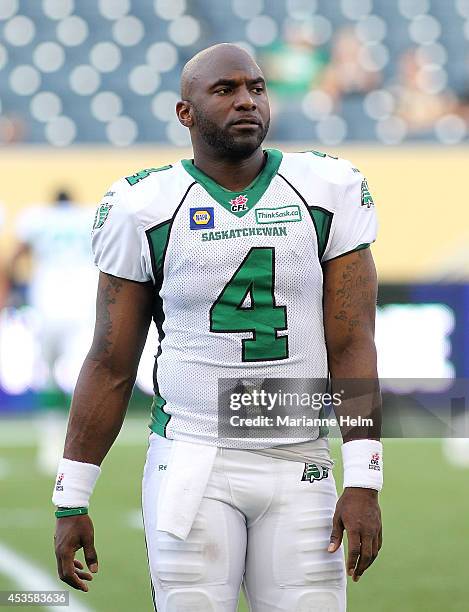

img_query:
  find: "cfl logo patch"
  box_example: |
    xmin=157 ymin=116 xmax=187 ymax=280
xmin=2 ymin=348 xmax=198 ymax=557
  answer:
xmin=229 ymin=194 xmax=248 ymax=212
xmin=190 ymin=207 xmax=214 ymax=229
xmin=369 ymin=452 xmax=381 ymax=471
xmin=55 ymin=473 xmax=64 ymax=491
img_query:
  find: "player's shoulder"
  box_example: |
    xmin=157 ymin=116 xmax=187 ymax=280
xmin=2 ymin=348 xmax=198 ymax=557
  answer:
xmin=97 ymin=162 xmax=192 ymax=227
xmin=113 ymin=162 xmax=190 ymax=204
xmin=280 ymin=148 xmax=363 ymax=186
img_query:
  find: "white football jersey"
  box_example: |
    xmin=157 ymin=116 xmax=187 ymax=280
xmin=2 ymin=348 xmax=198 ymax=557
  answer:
xmin=92 ymin=149 xmax=377 ymax=448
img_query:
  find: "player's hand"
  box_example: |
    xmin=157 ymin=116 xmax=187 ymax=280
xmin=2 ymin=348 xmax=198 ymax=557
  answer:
xmin=54 ymin=515 xmax=98 ymax=592
xmin=328 ymin=487 xmax=382 ymax=582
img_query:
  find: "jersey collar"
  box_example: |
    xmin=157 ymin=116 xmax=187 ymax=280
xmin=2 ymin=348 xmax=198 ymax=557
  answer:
xmin=181 ymin=148 xmax=283 ymax=218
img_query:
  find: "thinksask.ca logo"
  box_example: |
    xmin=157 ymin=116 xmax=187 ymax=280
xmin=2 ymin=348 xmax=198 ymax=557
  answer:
xmin=255 ymin=205 xmax=302 ymax=224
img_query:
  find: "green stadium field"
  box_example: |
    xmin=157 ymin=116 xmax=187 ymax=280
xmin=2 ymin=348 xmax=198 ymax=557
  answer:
xmin=1 ymin=417 xmax=468 ymax=612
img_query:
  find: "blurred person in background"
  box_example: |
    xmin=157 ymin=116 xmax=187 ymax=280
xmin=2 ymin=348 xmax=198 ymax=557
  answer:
xmin=259 ymin=19 xmax=330 ymax=139
xmin=318 ymin=26 xmax=382 ymax=109
xmin=456 ymin=89 xmax=469 ymax=124
xmin=0 ymin=113 xmax=26 ymax=144
xmin=393 ymin=48 xmax=457 ymax=134
xmin=260 ymin=20 xmax=329 ymax=102
xmin=454 ymin=52 xmax=469 ymax=127
xmin=0 ymin=204 xmax=8 ymax=309
xmin=7 ymin=190 xmax=97 ymax=475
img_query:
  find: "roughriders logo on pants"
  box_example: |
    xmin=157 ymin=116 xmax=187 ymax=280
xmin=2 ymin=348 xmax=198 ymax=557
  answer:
xmin=301 ymin=463 xmax=329 ymax=483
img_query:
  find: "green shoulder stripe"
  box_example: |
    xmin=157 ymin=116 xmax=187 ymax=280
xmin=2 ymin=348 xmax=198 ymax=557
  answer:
xmin=300 ymin=149 xmax=338 ymax=160
xmin=125 ymin=165 xmax=172 ymax=186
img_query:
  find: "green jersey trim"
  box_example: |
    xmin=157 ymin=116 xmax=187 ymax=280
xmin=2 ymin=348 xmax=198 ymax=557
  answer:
xmin=145 ymin=182 xmax=197 ymax=438
xmin=125 ymin=165 xmax=172 ymax=186
xmin=147 ymin=220 xmax=171 ymax=278
xmin=278 ymin=173 xmax=333 ymax=262
xmin=149 ymin=393 xmax=171 ymax=437
xmin=300 ymin=149 xmax=339 ymax=160
xmin=180 ymin=148 xmax=283 ymax=218
xmin=306 ymin=207 xmax=333 ymax=261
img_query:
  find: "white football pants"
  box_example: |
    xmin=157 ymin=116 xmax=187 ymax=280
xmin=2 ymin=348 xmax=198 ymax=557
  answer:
xmin=142 ymin=434 xmax=346 ymax=612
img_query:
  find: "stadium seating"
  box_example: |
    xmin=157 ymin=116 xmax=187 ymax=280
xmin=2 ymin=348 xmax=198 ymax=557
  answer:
xmin=0 ymin=0 xmax=468 ymax=145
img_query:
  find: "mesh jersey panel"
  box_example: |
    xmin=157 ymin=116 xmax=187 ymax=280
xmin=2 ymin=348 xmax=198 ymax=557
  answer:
xmin=156 ymin=173 xmax=328 ymax=447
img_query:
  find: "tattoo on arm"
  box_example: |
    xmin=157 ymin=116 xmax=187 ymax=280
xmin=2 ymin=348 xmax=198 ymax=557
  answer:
xmin=95 ymin=275 xmax=123 ymax=356
xmin=333 ymin=251 xmax=374 ymax=333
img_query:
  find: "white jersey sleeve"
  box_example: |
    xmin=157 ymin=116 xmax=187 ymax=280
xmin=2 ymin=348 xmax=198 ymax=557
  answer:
xmin=91 ymin=181 xmax=152 ymax=282
xmin=322 ymin=166 xmax=377 ymax=262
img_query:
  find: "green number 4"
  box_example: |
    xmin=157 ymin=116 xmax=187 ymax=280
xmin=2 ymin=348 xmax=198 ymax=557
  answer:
xmin=210 ymin=247 xmax=288 ymax=362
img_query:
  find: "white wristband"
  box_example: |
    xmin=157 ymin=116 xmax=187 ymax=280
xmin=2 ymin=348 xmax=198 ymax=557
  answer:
xmin=52 ymin=458 xmax=101 ymax=508
xmin=341 ymin=439 xmax=383 ymax=492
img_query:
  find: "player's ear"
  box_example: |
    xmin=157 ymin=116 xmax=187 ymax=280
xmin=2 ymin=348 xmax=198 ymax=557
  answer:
xmin=176 ymin=100 xmax=194 ymax=128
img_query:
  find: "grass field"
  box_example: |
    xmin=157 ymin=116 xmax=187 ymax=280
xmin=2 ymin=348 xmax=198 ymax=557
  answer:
xmin=1 ymin=417 xmax=469 ymax=611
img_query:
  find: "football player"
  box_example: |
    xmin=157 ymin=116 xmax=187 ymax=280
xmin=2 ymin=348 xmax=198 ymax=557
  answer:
xmin=54 ymin=44 xmax=382 ymax=612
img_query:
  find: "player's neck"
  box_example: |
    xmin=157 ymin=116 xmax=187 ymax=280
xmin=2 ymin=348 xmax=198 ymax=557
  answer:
xmin=191 ymin=147 xmax=266 ymax=192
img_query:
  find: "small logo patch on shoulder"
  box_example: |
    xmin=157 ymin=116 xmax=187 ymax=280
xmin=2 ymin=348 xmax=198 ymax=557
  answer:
xmin=361 ymin=179 xmax=374 ymax=208
xmin=190 ymin=207 xmax=214 ymax=229
xmin=93 ymin=202 xmax=113 ymax=230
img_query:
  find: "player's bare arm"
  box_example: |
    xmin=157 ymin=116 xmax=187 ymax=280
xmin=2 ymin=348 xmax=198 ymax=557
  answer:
xmin=323 ymin=247 xmax=382 ymax=582
xmin=54 ymin=271 xmax=154 ymax=592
